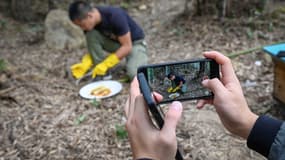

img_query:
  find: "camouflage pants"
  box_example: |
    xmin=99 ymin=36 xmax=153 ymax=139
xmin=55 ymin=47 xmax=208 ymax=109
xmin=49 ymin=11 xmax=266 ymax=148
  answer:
xmin=86 ymin=29 xmax=148 ymax=78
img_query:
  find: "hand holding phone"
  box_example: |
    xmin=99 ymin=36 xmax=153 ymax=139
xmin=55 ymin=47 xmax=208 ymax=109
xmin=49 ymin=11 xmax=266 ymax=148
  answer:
xmin=125 ymin=77 xmax=183 ymax=160
xmin=196 ymin=51 xmax=258 ymax=139
xmin=137 ymin=73 xmax=184 ymax=160
xmin=137 ymin=58 xmax=219 ymax=160
xmin=138 ymin=58 xmax=220 ymax=104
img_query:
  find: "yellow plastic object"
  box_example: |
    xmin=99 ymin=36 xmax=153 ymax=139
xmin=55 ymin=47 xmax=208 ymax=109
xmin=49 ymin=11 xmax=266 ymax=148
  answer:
xmin=92 ymin=53 xmax=119 ymax=78
xmin=70 ymin=54 xmax=93 ymax=79
xmin=167 ymin=87 xmax=173 ymax=93
xmin=172 ymin=86 xmax=180 ymax=92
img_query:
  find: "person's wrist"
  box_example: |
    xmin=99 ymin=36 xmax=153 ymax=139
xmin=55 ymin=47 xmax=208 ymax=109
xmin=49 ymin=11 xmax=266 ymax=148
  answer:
xmin=134 ymin=150 xmax=174 ymax=160
xmin=244 ymin=112 xmax=258 ymax=138
xmin=237 ymin=112 xmax=258 ymax=139
xmin=134 ymin=154 xmax=157 ymax=160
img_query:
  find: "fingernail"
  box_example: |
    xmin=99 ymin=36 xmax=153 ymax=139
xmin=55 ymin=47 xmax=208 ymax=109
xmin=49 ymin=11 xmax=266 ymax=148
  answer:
xmin=171 ymin=101 xmax=182 ymax=111
xmin=202 ymin=79 xmax=209 ymax=86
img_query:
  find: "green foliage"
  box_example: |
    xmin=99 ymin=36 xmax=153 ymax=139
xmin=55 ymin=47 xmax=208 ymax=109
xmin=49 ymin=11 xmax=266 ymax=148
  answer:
xmin=118 ymin=76 xmax=131 ymax=83
xmin=109 ymin=0 xmax=130 ymax=9
xmin=91 ymin=99 xmax=101 ymax=108
xmin=115 ymin=124 xmax=128 ymax=139
xmin=0 ymin=59 xmax=6 ymax=72
xmin=74 ymin=114 xmax=87 ymax=125
xmin=28 ymin=23 xmax=44 ymax=32
xmin=109 ymin=0 xmax=116 ymax=5
xmin=0 ymin=20 xmax=7 ymax=29
xmin=120 ymin=2 xmax=130 ymax=9
xmin=169 ymin=26 xmax=185 ymax=37
xmin=271 ymin=6 xmax=285 ymax=19
xmin=280 ymin=7 xmax=285 ymax=13
xmin=246 ymin=28 xmax=254 ymax=39
xmin=268 ymin=22 xmax=274 ymax=32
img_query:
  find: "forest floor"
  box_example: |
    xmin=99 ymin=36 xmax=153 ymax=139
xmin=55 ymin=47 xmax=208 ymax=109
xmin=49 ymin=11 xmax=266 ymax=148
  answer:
xmin=1 ymin=1 xmax=285 ymax=160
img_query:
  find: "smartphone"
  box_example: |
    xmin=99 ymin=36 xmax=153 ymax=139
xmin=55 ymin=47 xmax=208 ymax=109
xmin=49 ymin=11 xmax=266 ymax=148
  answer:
xmin=137 ymin=72 xmax=184 ymax=160
xmin=137 ymin=58 xmax=219 ymax=104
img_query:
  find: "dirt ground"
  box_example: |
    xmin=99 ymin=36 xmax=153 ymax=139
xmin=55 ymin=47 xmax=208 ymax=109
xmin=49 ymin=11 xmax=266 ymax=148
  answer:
xmin=1 ymin=1 xmax=285 ymax=160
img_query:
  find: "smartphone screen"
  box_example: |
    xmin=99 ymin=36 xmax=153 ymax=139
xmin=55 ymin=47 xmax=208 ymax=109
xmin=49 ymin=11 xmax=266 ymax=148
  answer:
xmin=137 ymin=58 xmax=219 ymax=103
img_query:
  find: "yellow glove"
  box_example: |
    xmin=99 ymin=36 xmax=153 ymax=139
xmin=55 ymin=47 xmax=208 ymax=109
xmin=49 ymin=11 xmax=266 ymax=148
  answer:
xmin=167 ymin=87 xmax=173 ymax=93
xmin=81 ymin=53 xmax=93 ymax=65
xmin=92 ymin=53 xmax=119 ymax=78
xmin=71 ymin=54 xmax=93 ymax=79
xmin=172 ymin=86 xmax=180 ymax=92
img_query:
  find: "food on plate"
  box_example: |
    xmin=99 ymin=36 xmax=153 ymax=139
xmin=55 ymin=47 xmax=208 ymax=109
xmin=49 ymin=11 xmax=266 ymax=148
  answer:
xmin=91 ymin=86 xmax=111 ymax=97
xmin=169 ymin=93 xmax=179 ymax=99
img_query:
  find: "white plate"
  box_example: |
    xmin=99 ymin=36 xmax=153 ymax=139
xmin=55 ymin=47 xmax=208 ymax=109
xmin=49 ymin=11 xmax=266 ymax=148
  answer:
xmin=79 ymin=80 xmax=122 ymax=99
xmin=168 ymin=93 xmax=180 ymax=99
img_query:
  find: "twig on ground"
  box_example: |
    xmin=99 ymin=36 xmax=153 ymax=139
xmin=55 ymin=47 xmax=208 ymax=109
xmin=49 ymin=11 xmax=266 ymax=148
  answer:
xmin=0 ymin=87 xmax=16 ymax=96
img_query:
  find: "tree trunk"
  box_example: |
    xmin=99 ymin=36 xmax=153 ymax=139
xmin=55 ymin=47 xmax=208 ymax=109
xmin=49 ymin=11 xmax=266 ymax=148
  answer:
xmin=11 ymin=0 xmax=49 ymax=22
xmin=183 ymin=0 xmax=268 ymax=18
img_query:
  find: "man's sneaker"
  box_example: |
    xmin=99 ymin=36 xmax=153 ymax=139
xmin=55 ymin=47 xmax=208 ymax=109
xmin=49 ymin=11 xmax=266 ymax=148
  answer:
xmin=92 ymin=71 xmax=113 ymax=81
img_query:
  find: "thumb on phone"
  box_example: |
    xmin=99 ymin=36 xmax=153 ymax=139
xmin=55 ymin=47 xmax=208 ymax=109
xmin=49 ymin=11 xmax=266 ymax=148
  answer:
xmin=161 ymin=101 xmax=183 ymax=141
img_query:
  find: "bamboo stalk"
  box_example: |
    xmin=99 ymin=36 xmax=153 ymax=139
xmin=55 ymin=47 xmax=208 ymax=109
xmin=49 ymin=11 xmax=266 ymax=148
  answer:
xmin=228 ymin=41 xmax=285 ymax=59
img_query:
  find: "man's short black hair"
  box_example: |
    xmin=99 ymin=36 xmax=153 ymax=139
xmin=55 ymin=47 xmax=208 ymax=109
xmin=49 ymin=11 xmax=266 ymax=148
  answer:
xmin=167 ymin=72 xmax=175 ymax=79
xmin=68 ymin=1 xmax=93 ymax=21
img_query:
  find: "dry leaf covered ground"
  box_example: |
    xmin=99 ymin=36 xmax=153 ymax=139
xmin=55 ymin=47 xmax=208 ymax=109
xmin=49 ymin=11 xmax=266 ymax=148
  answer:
xmin=1 ymin=3 xmax=285 ymax=160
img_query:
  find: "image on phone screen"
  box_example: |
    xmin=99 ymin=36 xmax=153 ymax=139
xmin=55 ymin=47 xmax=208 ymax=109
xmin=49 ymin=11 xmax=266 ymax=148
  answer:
xmin=138 ymin=59 xmax=219 ymax=103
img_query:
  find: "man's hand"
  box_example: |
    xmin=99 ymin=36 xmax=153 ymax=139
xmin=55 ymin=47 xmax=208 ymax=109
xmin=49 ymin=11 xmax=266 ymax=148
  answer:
xmin=167 ymin=87 xmax=173 ymax=93
xmin=92 ymin=53 xmax=119 ymax=78
xmin=172 ymin=86 xmax=180 ymax=92
xmin=91 ymin=32 xmax=131 ymax=78
xmin=71 ymin=54 xmax=93 ymax=79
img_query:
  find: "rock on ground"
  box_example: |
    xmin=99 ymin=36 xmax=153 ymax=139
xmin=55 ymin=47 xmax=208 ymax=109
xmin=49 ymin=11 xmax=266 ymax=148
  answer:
xmin=44 ymin=9 xmax=86 ymax=50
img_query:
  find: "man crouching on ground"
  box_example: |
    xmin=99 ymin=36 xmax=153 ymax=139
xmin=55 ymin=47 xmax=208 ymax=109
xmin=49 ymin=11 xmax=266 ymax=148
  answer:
xmin=69 ymin=1 xmax=148 ymax=80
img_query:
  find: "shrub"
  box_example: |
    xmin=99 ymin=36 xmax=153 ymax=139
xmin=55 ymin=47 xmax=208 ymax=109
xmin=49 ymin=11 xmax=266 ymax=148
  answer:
xmin=0 ymin=59 xmax=6 ymax=72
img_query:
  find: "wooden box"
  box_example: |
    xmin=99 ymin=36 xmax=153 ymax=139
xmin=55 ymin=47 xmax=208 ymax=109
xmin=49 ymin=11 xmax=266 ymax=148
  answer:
xmin=273 ymin=58 xmax=285 ymax=104
xmin=263 ymin=43 xmax=285 ymax=104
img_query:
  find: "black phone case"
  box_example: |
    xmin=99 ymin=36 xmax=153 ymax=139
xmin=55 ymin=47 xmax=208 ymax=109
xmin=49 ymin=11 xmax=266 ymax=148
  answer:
xmin=137 ymin=73 xmax=165 ymax=128
xmin=137 ymin=73 xmax=184 ymax=160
